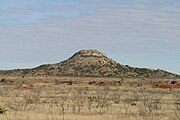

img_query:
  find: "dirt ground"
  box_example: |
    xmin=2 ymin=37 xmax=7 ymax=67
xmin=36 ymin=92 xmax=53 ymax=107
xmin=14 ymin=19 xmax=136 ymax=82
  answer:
xmin=0 ymin=76 xmax=180 ymax=120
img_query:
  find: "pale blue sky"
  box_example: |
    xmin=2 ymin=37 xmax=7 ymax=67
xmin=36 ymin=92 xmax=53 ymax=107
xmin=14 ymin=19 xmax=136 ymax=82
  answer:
xmin=0 ymin=0 xmax=180 ymax=74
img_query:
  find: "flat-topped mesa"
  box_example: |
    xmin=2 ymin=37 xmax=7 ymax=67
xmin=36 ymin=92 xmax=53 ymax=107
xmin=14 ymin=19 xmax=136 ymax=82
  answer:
xmin=73 ymin=50 xmax=106 ymax=58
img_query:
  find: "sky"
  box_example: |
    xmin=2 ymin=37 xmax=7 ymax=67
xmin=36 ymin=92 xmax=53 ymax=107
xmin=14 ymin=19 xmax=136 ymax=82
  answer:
xmin=0 ymin=0 xmax=180 ymax=74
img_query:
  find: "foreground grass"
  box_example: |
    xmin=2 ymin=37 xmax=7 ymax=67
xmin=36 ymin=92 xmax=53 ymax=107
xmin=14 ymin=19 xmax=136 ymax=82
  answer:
xmin=0 ymin=76 xmax=180 ymax=120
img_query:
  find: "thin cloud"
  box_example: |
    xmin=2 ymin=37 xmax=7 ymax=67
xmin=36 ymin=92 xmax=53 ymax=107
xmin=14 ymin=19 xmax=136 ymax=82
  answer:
xmin=0 ymin=0 xmax=180 ymax=73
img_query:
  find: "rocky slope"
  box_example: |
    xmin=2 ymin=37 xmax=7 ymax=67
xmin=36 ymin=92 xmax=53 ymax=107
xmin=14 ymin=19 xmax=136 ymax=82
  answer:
xmin=0 ymin=50 xmax=179 ymax=78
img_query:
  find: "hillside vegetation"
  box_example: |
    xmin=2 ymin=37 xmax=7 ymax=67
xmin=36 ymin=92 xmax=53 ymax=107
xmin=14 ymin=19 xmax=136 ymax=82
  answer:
xmin=0 ymin=50 xmax=179 ymax=78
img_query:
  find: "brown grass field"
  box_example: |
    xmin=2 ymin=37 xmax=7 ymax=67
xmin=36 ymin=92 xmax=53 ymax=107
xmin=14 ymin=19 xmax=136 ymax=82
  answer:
xmin=0 ymin=76 xmax=180 ymax=120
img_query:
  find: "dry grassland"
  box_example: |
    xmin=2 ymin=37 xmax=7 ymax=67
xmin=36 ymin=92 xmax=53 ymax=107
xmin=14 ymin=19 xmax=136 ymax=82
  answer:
xmin=0 ymin=76 xmax=180 ymax=120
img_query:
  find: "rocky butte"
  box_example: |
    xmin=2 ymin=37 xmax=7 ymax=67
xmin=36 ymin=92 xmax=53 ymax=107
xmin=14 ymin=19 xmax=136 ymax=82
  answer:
xmin=0 ymin=50 xmax=179 ymax=78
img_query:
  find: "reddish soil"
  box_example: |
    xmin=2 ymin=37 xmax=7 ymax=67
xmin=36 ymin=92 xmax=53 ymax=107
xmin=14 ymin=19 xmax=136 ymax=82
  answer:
xmin=154 ymin=82 xmax=180 ymax=89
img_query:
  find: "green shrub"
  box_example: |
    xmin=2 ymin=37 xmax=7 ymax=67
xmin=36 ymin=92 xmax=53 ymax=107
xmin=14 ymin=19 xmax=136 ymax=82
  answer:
xmin=0 ymin=78 xmax=6 ymax=82
xmin=0 ymin=105 xmax=6 ymax=114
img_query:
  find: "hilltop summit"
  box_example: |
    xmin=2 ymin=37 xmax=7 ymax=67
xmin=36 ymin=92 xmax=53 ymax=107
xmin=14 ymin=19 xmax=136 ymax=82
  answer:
xmin=64 ymin=49 xmax=116 ymax=68
xmin=73 ymin=50 xmax=106 ymax=57
xmin=0 ymin=50 xmax=179 ymax=78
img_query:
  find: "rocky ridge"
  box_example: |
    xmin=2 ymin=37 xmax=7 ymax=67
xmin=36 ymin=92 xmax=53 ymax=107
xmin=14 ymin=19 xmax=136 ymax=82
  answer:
xmin=0 ymin=50 xmax=179 ymax=78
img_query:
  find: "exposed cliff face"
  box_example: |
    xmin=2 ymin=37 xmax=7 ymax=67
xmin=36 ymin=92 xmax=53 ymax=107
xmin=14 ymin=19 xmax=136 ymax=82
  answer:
xmin=73 ymin=50 xmax=106 ymax=57
xmin=0 ymin=50 xmax=179 ymax=78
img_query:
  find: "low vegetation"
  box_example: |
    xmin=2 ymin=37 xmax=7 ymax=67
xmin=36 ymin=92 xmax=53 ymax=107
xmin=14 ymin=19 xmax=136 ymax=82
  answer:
xmin=0 ymin=105 xmax=6 ymax=114
xmin=0 ymin=76 xmax=180 ymax=120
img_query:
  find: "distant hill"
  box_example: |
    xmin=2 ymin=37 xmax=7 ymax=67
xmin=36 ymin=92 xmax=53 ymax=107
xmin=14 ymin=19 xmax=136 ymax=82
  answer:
xmin=0 ymin=50 xmax=179 ymax=78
